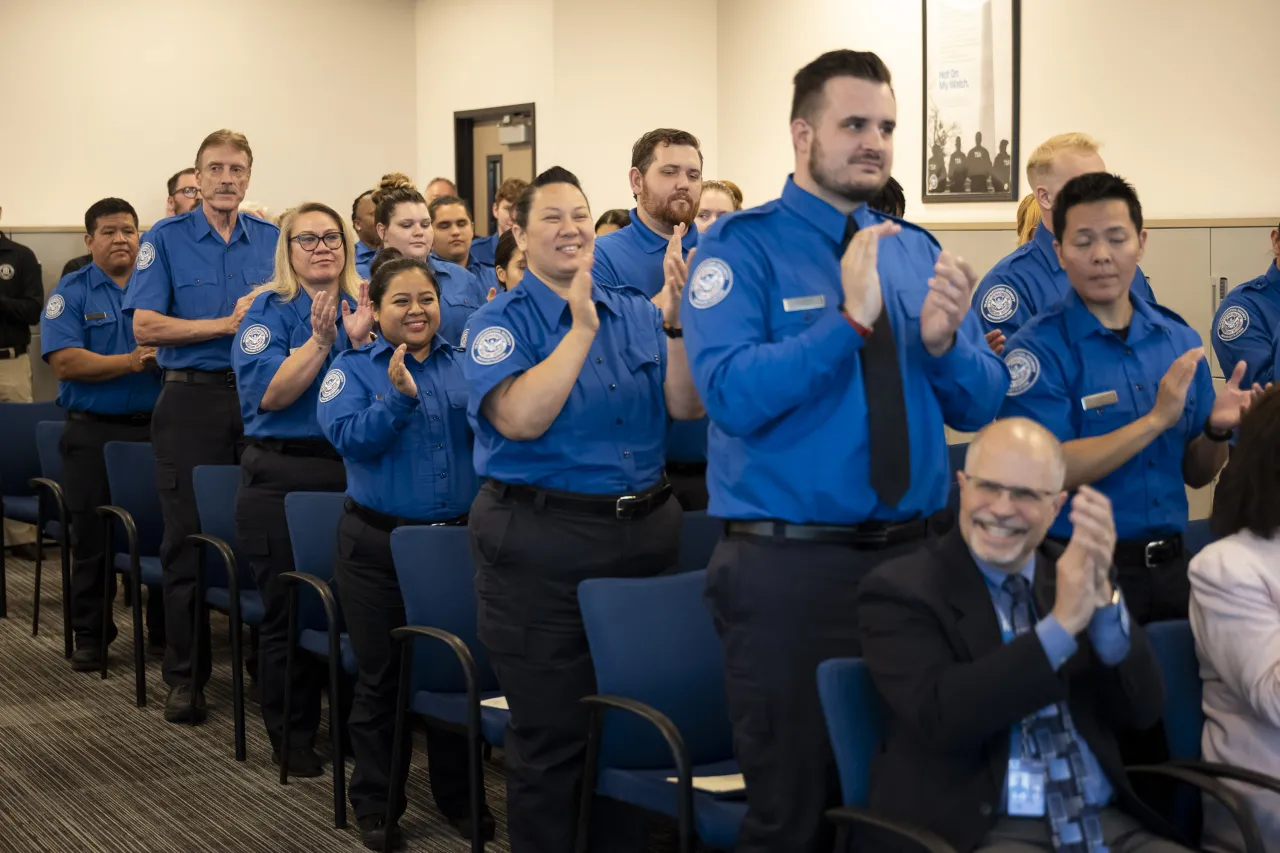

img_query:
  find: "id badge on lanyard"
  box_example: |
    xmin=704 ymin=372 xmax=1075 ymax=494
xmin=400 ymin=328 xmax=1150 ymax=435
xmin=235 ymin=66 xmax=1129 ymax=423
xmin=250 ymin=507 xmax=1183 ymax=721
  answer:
xmin=1008 ymin=719 xmax=1047 ymax=817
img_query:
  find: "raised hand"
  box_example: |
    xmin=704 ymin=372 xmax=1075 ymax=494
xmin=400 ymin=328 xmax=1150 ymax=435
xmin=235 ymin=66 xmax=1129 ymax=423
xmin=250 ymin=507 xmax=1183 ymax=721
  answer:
xmin=388 ymin=343 xmax=418 ymax=398
xmin=311 ymin=289 xmax=338 ymax=348
xmin=984 ymin=328 xmax=1006 ymax=356
xmin=920 ymin=251 xmax=979 ymax=357
xmin=1208 ymin=360 xmax=1260 ymax=433
xmin=840 ymin=221 xmax=899 ymax=328
xmin=653 ymin=224 xmax=694 ymax=326
xmin=1054 ymin=485 xmax=1117 ymax=633
xmin=341 ymin=280 xmax=375 ymax=346
xmin=224 ymin=292 xmax=256 ymax=335
xmin=487 ymin=286 xmax=498 ymax=303
xmin=129 ymin=345 xmax=157 ymax=372
xmin=1150 ymin=348 xmax=1204 ymax=430
xmin=567 ymin=251 xmax=600 ymax=333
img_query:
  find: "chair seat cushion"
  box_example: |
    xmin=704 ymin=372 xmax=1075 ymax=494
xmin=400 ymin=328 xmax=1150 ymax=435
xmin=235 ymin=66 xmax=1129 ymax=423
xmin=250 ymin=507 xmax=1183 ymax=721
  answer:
xmin=113 ymin=553 xmax=164 ymax=586
xmin=205 ymin=588 xmax=264 ymax=626
xmin=598 ymin=759 xmax=745 ymax=849
xmin=4 ymin=496 xmax=39 ymax=525
xmin=410 ymin=690 xmax=508 ymax=747
xmin=298 ymin=629 xmax=358 ymax=675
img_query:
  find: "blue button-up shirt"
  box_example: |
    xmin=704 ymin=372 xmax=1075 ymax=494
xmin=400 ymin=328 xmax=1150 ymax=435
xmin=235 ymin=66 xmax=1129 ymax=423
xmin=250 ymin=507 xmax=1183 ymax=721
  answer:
xmin=681 ymin=177 xmax=1009 ymax=524
xmin=462 ymin=271 xmax=669 ymax=494
xmin=1212 ymin=261 xmax=1280 ymax=387
xmin=974 ymin=222 xmax=1157 ymax=338
xmin=354 ymin=240 xmax=378 ymax=281
xmin=973 ymin=553 xmax=1130 ymax=812
xmin=470 ymin=232 xmax=499 ymax=268
xmin=231 ymin=287 xmax=357 ymax=439
xmin=41 ymin=263 xmax=161 ymax=414
xmin=318 ymin=335 xmax=476 ymax=520
xmin=593 ymin=207 xmax=700 ymax=299
xmin=428 ymin=256 xmax=487 ymax=347
xmin=998 ymin=292 xmax=1214 ymax=540
xmin=122 ymin=206 xmax=279 ymax=371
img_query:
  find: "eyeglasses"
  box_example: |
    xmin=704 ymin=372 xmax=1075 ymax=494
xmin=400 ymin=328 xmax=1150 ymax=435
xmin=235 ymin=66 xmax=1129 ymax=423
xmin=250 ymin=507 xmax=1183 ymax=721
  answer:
xmin=291 ymin=232 xmax=345 ymax=252
xmin=959 ymin=472 xmax=1058 ymax=508
xmin=172 ymin=187 xmax=200 ymax=199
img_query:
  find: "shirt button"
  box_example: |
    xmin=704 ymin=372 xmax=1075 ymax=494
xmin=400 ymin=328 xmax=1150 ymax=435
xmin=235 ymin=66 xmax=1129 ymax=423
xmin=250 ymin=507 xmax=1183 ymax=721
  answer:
xmin=596 ymin=357 xmax=603 ymax=364
xmin=609 ymin=383 xmax=617 ymax=390
xmin=228 ymin=274 xmax=233 ymax=279
xmin=616 ymin=418 xmax=623 ymax=425
xmin=1153 ymin=499 xmax=1161 ymax=506
xmin=438 ymin=472 xmax=446 ymax=479
xmin=435 ymin=443 xmax=443 ymax=450
xmin=1136 ymin=384 xmax=1143 ymax=390
xmin=623 ymin=450 xmax=631 ymax=458
xmin=430 ymin=415 xmax=439 ymax=422
xmin=1124 ymin=348 xmax=1133 ymax=356
xmin=425 ymin=390 xmax=432 ymax=396
xmin=1148 ymin=460 xmax=1156 ymax=468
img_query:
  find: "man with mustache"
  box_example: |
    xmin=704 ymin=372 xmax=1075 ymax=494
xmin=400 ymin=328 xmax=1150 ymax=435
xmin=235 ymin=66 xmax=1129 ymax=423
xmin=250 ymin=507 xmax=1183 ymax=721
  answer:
xmin=123 ymin=129 xmax=278 ymax=723
xmin=680 ymin=49 xmax=1007 ymax=852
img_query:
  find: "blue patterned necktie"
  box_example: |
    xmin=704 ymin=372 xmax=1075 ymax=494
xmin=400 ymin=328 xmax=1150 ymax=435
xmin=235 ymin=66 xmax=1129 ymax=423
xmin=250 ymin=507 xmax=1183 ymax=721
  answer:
xmin=1002 ymin=575 xmax=1109 ymax=853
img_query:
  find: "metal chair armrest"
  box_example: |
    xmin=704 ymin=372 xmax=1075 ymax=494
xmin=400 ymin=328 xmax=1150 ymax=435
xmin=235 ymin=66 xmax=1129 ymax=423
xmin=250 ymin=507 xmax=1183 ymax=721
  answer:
xmin=1127 ymin=764 xmax=1265 ymax=853
xmin=825 ymin=806 xmax=959 ymax=853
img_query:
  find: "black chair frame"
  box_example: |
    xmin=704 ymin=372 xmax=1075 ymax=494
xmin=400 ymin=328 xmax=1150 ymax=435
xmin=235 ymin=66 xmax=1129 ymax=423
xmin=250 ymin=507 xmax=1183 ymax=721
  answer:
xmin=186 ymin=532 xmax=248 ymax=761
xmin=94 ymin=505 xmax=150 ymax=707
xmin=28 ymin=475 xmax=72 ymax=657
xmin=1127 ymin=764 xmax=1266 ymax=853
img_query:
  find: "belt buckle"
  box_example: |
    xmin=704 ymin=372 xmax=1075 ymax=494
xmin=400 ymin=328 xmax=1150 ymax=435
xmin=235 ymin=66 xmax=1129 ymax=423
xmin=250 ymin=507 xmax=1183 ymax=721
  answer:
xmin=225 ymin=372 xmax=236 ymax=388
xmin=1144 ymin=539 xmax=1162 ymax=568
xmin=616 ymin=494 xmax=639 ymax=520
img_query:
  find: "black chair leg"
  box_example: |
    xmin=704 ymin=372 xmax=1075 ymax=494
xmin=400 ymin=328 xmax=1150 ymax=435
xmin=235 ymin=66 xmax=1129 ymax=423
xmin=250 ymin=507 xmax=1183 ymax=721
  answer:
xmin=327 ymin=634 xmax=347 ymax=828
xmin=59 ymin=531 xmax=72 ymax=658
xmin=386 ymin=642 xmax=416 ymax=853
xmin=230 ymin=603 xmax=245 ymax=761
xmin=130 ymin=566 xmax=146 ymax=707
xmin=280 ymin=587 xmax=297 ymax=785
xmin=99 ymin=550 xmax=112 ymax=681
xmin=833 ymin=823 xmax=850 ymax=853
xmin=31 ymin=513 xmax=43 ymax=636
xmin=0 ymin=502 xmax=8 ymax=618
xmin=190 ymin=549 xmax=203 ymax=726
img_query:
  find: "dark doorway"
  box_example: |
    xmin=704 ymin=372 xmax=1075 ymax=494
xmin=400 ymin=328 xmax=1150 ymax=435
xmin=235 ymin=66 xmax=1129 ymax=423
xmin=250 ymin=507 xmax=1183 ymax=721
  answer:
xmin=453 ymin=104 xmax=536 ymax=237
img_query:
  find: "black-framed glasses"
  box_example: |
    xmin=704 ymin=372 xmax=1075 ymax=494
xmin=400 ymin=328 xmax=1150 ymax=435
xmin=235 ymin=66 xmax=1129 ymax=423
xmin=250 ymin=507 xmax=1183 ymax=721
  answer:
xmin=959 ymin=472 xmax=1058 ymax=507
xmin=291 ymin=232 xmax=345 ymax=252
xmin=172 ymin=187 xmax=200 ymax=198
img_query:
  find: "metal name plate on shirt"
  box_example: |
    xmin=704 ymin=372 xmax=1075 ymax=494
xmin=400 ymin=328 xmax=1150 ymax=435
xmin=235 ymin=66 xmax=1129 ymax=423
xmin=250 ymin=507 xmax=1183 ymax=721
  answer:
xmin=782 ymin=295 xmax=826 ymax=312
xmin=1080 ymin=390 xmax=1119 ymax=411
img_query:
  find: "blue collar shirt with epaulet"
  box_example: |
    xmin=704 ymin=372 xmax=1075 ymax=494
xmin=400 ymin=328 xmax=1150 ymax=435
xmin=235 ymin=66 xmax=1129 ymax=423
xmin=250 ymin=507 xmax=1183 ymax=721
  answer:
xmin=428 ymin=255 xmax=487 ymax=347
xmin=592 ymin=208 xmax=699 ymax=299
xmin=1212 ymin=261 xmax=1280 ymax=387
xmin=355 ymin=241 xmax=378 ymax=281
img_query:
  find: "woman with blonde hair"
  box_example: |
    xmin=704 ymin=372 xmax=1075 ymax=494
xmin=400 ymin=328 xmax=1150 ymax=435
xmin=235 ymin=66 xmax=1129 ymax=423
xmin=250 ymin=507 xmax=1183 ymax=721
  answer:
xmin=1015 ymin=193 xmax=1039 ymax=246
xmin=694 ymin=178 xmax=744 ymax=231
xmin=230 ymin=201 xmax=374 ymax=777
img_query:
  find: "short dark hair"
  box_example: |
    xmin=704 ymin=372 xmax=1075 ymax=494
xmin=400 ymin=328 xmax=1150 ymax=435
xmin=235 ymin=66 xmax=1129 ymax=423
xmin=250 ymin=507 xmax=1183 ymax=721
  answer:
xmin=1051 ymin=172 xmax=1143 ymax=243
xmin=867 ymin=177 xmax=905 ymax=218
xmin=791 ymin=50 xmax=893 ymax=123
xmin=351 ymin=189 xmax=373 ymax=221
xmin=494 ymin=230 xmax=519 ymax=272
xmin=631 ymin=129 xmax=703 ymax=175
xmin=428 ymin=195 xmax=471 ymax=223
xmin=514 ymin=167 xmax=588 ymax=230
xmin=167 ymin=168 xmax=196 ymax=197
xmin=84 ymin=198 xmax=138 ymax=235
xmin=594 ymin=209 xmax=631 ymax=233
xmin=1211 ymin=387 xmax=1280 ymax=539
xmin=368 ymin=247 xmax=439 ymax=306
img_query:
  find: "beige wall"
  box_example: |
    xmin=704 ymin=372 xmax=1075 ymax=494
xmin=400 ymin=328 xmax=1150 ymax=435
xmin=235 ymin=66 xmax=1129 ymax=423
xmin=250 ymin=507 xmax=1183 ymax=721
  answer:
xmin=1 ymin=0 xmax=418 ymax=228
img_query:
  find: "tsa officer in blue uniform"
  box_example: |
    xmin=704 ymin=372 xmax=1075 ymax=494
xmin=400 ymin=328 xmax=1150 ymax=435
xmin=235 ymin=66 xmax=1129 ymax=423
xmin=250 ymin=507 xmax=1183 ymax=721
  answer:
xmin=1211 ymin=225 xmax=1280 ymax=388
xmin=428 ymin=195 xmax=500 ymax=294
xmin=998 ymin=172 xmax=1259 ymax=624
xmin=680 ymin=51 xmax=1008 ymax=852
xmin=123 ymin=129 xmax=278 ymax=722
xmin=469 ymin=177 xmax=528 ymax=269
xmin=368 ymin=173 xmax=486 ymax=346
xmin=41 ymin=198 xmax=164 ymax=670
xmin=318 ymin=254 xmax=491 ymax=851
xmin=351 ymin=190 xmax=381 ymax=280
xmin=463 ymin=166 xmax=703 ymax=853
xmin=974 ymin=133 xmax=1157 ymax=352
xmin=230 ymin=202 xmax=374 ymax=777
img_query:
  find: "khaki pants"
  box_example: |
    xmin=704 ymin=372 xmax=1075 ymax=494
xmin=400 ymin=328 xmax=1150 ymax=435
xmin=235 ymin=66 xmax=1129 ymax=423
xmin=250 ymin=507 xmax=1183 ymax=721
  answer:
xmin=0 ymin=353 xmax=37 ymax=546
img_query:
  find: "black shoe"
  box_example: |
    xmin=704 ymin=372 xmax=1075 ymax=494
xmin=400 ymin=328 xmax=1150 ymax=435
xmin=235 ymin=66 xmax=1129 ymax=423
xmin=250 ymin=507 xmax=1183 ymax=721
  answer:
xmin=163 ymin=685 xmax=207 ymax=724
xmin=8 ymin=543 xmax=40 ymax=561
xmin=356 ymin=816 xmax=405 ymax=852
xmin=273 ymin=746 xmax=324 ymax=778
xmin=70 ymin=647 xmax=103 ymax=672
xmin=448 ymin=808 xmax=497 ymax=842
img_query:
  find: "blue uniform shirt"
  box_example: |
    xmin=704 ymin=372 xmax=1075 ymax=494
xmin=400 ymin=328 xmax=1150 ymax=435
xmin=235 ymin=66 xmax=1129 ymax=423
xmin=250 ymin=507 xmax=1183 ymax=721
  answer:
xmin=998 ymin=292 xmax=1215 ymax=540
xmin=122 ymin=206 xmax=279 ymax=371
xmin=355 ymin=240 xmax=378 ymax=281
xmin=681 ymin=177 xmax=1009 ymax=524
xmin=593 ymin=208 xmax=700 ymax=299
xmin=232 ymin=287 xmax=357 ymax=440
xmin=462 ymin=272 xmax=669 ymax=494
xmin=318 ymin=335 xmax=476 ymax=520
xmin=1212 ymin=261 xmax=1280 ymax=387
xmin=40 ymin=263 xmax=161 ymax=414
xmin=428 ymin=256 xmax=487 ymax=347
xmin=470 ymin=232 xmax=499 ymax=268
xmin=974 ymin=222 xmax=1157 ymax=338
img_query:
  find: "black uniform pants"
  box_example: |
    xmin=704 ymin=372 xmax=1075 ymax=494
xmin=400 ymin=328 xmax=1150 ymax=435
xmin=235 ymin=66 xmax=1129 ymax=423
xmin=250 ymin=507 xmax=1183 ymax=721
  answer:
xmin=332 ymin=509 xmax=477 ymax=823
xmin=61 ymin=416 xmax=164 ymax=648
xmin=235 ymin=442 xmax=346 ymax=751
xmin=667 ymin=462 xmax=709 ymax=512
xmin=470 ymin=480 xmax=684 ymax=853
xmin=152 ymin=379 xmax=243 ymax=690
xmin=705 ymin=532 xmax=923 ymax=853
xmin=1115 ymin=549 xmax=1190 ymax=625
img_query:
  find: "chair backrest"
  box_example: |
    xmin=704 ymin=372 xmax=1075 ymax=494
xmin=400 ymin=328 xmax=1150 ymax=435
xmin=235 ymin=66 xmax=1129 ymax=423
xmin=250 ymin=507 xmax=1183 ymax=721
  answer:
xmin=103 ymin=441 xmax=164 ymax=556
xmin=579 ymin=569 xmax=733 ymax=769
xmin=816 ymin=657 xmax=882 ymax=808
xmin=1184 ymin=518 xmax=1215 ymax=559
xmin=0 ymin=402 xmax=64 ymax=498
xmin=678 ymin=510 xmax=721 ymax=573
xmin=285 ymin=491 xmax=347 ymax=630
xmin=191 ymin=464 xmax=254 ymax=592
xmin=1146 ymin=619 xmax=1204 ymax=761
xmin=389 ymin=525 xmax=499 ymax=695
xmin=945 ymin=441 xmax=969 ymax=513
xmin=35 ymin=420 xmax=65 ymax=520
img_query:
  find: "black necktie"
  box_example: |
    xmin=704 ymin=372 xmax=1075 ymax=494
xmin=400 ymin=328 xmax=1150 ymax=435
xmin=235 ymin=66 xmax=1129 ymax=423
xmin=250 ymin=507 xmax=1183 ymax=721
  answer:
xmin=842 ymin=215 xmax=911 ymax=508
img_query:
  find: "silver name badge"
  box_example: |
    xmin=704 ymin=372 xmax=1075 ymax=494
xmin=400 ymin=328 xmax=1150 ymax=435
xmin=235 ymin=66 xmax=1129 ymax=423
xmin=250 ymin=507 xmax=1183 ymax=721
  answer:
xmin=289 ymin=347 xmax=300 ymax=354
xmin=1081 ymin=390 xmax=1119 ymax=411
xmin=782 ymin=294 xmax=826 ymax=313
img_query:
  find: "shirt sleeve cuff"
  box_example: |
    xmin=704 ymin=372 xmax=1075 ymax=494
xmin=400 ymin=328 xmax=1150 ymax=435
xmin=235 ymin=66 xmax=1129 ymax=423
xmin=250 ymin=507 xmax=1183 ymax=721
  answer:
xmin=1035 ymin=615 xmax=1078 ymax=671
xmin=385 ymin=388 xmax=421 ymax=416
xmin=1087 ymin=593 xmax=1132 ymax=666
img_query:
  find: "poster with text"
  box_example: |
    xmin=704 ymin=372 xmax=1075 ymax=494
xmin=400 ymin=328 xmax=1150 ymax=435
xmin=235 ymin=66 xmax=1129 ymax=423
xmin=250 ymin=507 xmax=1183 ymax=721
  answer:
xmin=922 ymin=0 xmax=1020 ymax=203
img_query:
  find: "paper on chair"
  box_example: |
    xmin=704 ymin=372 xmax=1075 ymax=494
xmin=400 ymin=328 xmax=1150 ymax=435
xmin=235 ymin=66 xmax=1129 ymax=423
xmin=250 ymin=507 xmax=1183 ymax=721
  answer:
xmin=480 ymin=696 xmax=509 ymax=710
xmin=664 ymin=773 xmax=746 ymax=796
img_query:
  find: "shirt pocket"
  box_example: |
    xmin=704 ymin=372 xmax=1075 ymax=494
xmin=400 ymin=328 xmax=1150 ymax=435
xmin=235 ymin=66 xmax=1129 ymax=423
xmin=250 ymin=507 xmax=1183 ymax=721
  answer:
xmin=84 ymin=310 xmax=119 ymax=352
xmin=1078 ymin=389 xmax=1139 ymax=438
xmin=243 ymin=267 xmax=274 ymax=291
xmin=172 ymin=267 xmax=222 ymax=319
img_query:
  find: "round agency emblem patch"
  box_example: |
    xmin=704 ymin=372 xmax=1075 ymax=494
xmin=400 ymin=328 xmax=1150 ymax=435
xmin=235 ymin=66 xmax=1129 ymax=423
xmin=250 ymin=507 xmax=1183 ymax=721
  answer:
xmin=1004 ymin=348 xmax=1041 ymax=397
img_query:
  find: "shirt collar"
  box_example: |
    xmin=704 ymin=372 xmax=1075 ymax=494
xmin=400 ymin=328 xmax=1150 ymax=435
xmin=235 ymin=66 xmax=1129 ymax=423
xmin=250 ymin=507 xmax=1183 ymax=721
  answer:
xmin=369 ymin=331 xmax=451 ymax=362
xmin=622 ymin=207 xmax=700 ymax=255
xmin=1032 ymin=221 xmax=1060 ymax=272
xmin=522 ymin=271 xmax=617 ymax=330
xmin=86 ymin=262 xmax=121 ymax=290
xmin=1062 ymin=289 xmax=1164 ymax=347
xmin=191 ymin=204 xmax=249 ymax=246
xmin=1266 ymin=260 xmax=1280 ymax=288
xmin=971 ymin=549 xmax=1036 ymax=593
xmin=778 ymin=175 xmax=875 ymax=247
xmin=355 ymin=241 xmax=378 ymax=259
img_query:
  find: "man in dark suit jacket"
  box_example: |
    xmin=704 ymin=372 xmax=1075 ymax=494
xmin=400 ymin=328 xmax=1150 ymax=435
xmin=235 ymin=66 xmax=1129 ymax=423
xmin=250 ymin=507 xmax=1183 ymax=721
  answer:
xmin=856 ymin=418 xmax=1191 ymax=852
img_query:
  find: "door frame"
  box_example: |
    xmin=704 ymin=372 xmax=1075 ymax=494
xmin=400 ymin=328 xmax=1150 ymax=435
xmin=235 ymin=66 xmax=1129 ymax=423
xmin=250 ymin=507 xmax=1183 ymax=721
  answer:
xmin=453 ymin=103 xmax=537 ymax=223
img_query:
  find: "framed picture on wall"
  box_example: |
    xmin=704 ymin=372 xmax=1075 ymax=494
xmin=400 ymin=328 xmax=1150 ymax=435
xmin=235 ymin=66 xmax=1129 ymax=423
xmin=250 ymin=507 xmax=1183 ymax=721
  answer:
xmin=921 ymin=0 xmax=1021 ymax=203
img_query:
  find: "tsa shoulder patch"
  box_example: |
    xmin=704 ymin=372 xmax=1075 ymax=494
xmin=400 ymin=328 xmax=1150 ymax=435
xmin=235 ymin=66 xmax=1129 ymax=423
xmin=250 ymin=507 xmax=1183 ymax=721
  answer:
xmin=0 ymin=264 xmax=14 ymax=280
xmin=981 ymin=284 xmax=1018 ymax=323
xmin=1217 ymin=306 xmax=1249 ymax=342
xmin=689 ymin=258 xmax=733 ymax=309
xmin=239 ymin=323 xmax=271 ymax=355
xmin=471 ymin=326 xmax=515 ymax=366
xmin=319 ymin=368 xmax=345 ymax=403
xmin=136 ymin=241 xmax=156 ymax=271
xmin=1004 ymin=348 xmax=1041 ymax=396
xmin=45 ymin=294 xmax=65 ymax=320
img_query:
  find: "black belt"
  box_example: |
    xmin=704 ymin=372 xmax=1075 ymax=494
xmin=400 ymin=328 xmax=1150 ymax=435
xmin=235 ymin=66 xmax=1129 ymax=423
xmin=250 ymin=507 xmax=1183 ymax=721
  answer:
xmin=725 ymin=518 xmax=930 ymax=550
xmin=345 ymin=499 xmax=467 ymax=533
xmin=665 ymin=461 xmax=707 ymax=475
xmin=0 ymin=345 xmax=27 ymax=359
xmin=255 ymin=437 xmax=341 ymax=462
xmin=164 ymin=369 xmax=236 ymax=387
xmin=490 ymin=479 xmax=673 ymax=520
xmin=1050 ymin=534 xmax=1184 ymax=568
xmin=67 ymin=410 xmax=152 ymax=427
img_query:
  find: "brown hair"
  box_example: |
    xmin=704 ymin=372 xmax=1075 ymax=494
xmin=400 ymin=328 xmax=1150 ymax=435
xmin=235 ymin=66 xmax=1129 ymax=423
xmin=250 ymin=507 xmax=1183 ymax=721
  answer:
xmin=371 ymin=173 xmax=426 ymax=227
xmin=1211 ymin=386 xmax=1280 ymax=539
xmin=495 ymin=177 xmax=529 ymax=206
xmin=702 ymin=180 xmax=744 ymax=211
xmin=631 ymin=129 xmax=703 ymax=175
xmin=195 ymin=129 xmax=253 ymax=170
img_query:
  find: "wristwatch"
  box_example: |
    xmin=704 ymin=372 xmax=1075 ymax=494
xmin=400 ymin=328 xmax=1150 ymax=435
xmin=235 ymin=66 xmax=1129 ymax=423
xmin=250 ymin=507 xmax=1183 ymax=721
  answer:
xmin=1203 ymin=422 xmax=1233 ymax=443
xmin=663 ymin=323 xmax=684 ymax=339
